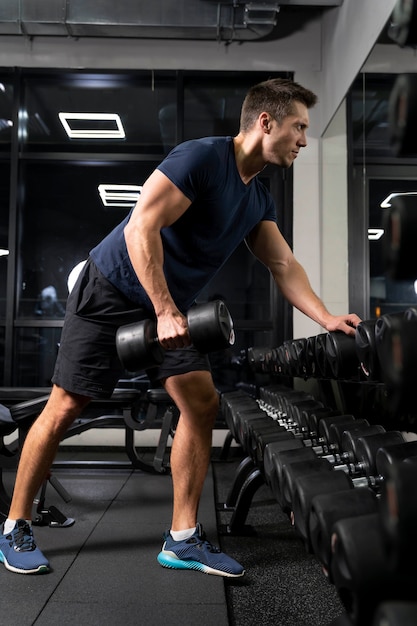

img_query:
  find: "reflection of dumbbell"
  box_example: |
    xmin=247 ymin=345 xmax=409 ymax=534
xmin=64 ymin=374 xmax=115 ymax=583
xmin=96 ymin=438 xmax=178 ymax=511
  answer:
xmin=116 ymin=300 xmax=235 ymax=371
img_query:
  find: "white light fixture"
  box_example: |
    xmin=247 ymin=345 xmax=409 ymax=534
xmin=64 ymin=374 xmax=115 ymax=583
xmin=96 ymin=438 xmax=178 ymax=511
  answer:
xmin=98 ymin=184 xmax=142 ymax=207
xmin=368 ymin=228 xmax=384 ymax=240
xmin=0 ymin=249 xmax=9 ymax=257
xmin=380 ymin=191 xmax=417 ymax=208
xmin=58 ymin=112 xmax=125 ymax=139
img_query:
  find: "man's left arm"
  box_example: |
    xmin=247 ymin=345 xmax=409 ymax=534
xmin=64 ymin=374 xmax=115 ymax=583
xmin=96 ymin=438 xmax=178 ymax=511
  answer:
xmin=246 ymin=220 xmax=361 ymax=336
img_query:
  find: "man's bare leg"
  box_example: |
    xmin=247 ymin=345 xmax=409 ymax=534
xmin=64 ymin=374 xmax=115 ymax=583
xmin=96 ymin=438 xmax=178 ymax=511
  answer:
xmin=158 ymin=370 xmax=245 ymax=576
xmin=8 ymin=384 xmax=91 ymax=521
xmin=163 ymin=370 xmax=219 ymax=531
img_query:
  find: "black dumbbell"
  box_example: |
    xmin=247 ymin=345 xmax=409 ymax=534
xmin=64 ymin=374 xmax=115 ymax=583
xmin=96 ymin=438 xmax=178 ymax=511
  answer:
xmin=291 ymin=431 xmax=406 ymax=551
xmin=330 ymin=513 xmax=414 ymax=626
xmin=325 ymin=332 xmax=360 ymax=380
xmin=379 ymin=455 xmax=417 ymax=575
xmin=277 ymin=423 xmax=385 ymax=516
xmin=264 ymin=415 xmax=363 ymax=508
xmin=372 ymin=601 xmax=417 ymax=626
xmin=307 ymin=440 xmax=417 ymax=578
xmin=116 ymin=300 xmax=235 ymax=371
xmin=355 ymin=319 xmax=380 ymax=381
xmin=309 ymin=487 xmax=378 ymax=582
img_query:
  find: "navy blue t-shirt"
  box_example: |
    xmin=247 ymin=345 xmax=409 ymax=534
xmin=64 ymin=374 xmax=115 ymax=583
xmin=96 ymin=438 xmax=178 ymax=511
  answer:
xmin=90 ymin=136 xmax=277 ymax=314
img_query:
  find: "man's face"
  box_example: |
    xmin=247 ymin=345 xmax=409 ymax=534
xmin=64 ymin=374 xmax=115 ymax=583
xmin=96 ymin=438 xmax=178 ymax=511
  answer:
xmin=263 ymin=101 xmax=309 ymax=168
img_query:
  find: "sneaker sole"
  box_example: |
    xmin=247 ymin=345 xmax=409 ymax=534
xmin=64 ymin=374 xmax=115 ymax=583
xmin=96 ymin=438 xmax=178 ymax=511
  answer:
xmin=157 ymin=551 xmax=245 ymax=578
xmin=0 ymin=552 xmax=49 ymax=575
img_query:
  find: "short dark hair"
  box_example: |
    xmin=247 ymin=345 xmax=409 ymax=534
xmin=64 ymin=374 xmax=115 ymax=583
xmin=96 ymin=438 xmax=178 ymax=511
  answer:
xmin=239 ymin=78 xmax=318 ymax=132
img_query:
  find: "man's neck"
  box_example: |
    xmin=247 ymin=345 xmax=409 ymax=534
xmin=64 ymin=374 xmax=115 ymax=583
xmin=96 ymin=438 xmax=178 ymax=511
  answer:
xmin=233 ymin=132 xmax=266 ymax=185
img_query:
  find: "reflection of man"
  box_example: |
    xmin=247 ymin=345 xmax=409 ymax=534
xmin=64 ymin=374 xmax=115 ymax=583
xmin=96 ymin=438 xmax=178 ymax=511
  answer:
xmin=0 ymin=78 xmax=360 ymax=579
xmin=67 ymin=260 xmax=87 ymax=294
xmin=34 ymin=285 xmax=65 ymax=318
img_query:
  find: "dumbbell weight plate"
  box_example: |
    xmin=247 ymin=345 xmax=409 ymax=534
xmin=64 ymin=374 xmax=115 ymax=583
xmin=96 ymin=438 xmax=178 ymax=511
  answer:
xmin=292 ymin=469 xmax=353 ymax=551
xmin=187 ymin=300 xmax=235 ymax=352
xmin=355 ymin=319 xmax=379 ymax=381
xmin=325 ymin=332 xmax=359 ymax=380
xmin=379 ymin=460 xmax=417 ymax=573
xmin=376 ymin=440 xmax=417 ymax=477
xmin=116 ymin=318 xmax=164 ymax=372
xmin=309 ymin=487 xmax=378 ymax=581
xmin=373 ymin=601 xmax=417 ymax=626
xmin=331 ymin=513 xmax=403 ymax=626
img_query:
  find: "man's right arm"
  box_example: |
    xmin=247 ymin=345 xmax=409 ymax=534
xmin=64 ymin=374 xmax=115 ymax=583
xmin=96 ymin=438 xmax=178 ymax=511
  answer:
xmin=123 ymin=169 xmax=192 ymax=349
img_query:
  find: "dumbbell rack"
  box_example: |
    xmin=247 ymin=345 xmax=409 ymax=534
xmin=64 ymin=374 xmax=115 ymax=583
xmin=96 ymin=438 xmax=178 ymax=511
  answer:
xmin=218 ymin=337 xmax=417 ymax=626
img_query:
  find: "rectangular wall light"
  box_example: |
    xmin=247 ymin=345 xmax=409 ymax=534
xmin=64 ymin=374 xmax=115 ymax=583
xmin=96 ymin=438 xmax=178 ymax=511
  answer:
xmin=98 ymin=184 xmax=142 ymax=207
xmin=59 ymin=112 xmax=125 ymax=139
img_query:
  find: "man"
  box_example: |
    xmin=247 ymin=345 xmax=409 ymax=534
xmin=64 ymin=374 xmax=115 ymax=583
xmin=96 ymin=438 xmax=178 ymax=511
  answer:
xmin=0 ymin=78 xmax=360 ymax=577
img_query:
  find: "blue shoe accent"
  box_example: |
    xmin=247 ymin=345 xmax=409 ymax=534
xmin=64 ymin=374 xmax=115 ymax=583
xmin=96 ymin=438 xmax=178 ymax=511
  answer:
xmin=0 ymin=519 xmax=50 ymax=574
xmin=157 ymin=523 xmax=245 ymax=577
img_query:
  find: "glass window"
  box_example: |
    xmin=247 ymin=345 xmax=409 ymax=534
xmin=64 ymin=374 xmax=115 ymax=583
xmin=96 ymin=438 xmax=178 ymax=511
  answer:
xmin=183 ymin=73 xmax=282 ymax=142
xmin=0 ymin=326 xmax=4 ymax=382
xmin=369 ymin=177 xmax=417 ymax=316
xmin=0 ymin=163 xmax=10 ymax=320
xmin=17 ymin=160 xmax=160 ymax=318
xmin=13 ymin=327 xmax=62 ymax=387
xmin=22 ymin=72 xmax=177 ymax=155
xmin=0 ymin=77 xmax=13 ymax=151
xmin=350 ymin=74 xmax=397 ymax=160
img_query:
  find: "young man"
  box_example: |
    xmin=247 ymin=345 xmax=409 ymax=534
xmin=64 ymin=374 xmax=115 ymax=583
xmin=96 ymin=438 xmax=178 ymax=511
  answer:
xmin=0 ymin=78 xmax=360 ymax=577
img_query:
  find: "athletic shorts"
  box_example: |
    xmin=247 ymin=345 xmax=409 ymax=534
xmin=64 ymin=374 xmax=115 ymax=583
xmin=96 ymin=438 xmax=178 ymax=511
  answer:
xmin=51 ymin=257 xmax=211 ymax=399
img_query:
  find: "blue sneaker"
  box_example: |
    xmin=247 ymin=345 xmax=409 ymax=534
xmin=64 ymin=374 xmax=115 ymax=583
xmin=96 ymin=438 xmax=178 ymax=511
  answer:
xmin=157 ymin=523 xmax=245 ymax=577
xmin=0 ymin=519 xmax=50 ymax=574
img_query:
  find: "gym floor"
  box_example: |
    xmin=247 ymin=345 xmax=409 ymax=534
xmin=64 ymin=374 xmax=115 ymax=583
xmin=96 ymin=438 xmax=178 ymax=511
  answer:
xmin=0 ymin=447 xmax=344 ymax=626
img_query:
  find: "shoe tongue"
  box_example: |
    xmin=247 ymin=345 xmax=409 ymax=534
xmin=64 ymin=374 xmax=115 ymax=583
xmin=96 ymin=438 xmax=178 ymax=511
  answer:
xmin=195 ymin=522 xmax=203 ymax=537
xmin=16 ymin=519 xmax=29 ymax=529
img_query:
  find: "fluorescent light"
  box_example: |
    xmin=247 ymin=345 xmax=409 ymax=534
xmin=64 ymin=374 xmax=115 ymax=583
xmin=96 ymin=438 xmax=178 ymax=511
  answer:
xmin=368 ymin=228 xmax=384 ymax=240
xmin=380 ymin=192 xmax=417 ymax=208
xmin=98 ymin=184 xmax=142 ymax=207
xmin=0 ymin=249 xmax=9 ymax=256
xmin=58 ymin=112 xmax=125 ymax=139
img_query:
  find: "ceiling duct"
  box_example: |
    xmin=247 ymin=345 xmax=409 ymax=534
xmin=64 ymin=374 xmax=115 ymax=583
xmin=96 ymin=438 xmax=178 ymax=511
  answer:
xmin=0 ymin=0 xmax=343 ymax=42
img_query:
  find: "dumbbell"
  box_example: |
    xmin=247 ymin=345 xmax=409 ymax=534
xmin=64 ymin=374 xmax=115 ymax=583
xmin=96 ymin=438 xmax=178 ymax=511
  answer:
xmin=277 ymin=422 xmax=386 ymax=516
xmin=309 ymin=488 xmax=378 ymax=582
xmin=355 ymin=319 xmax=380 ymax=381
xmin=291 ymin=430 xmax=406 ymax=552
xmin=379 ymin=454 xmax=417 ymax=575
xmin=330 ymin=513 xmax=415 ymax=626
xmin=116 ymin=300 xmax=235 ymax=371
xmin=325 ymin=332 xmax=360 ymax=380
xmin=247 ymin=346 xmax=275 ymax=374
xmin=221 ymin=393 xmax=260 ymax=446
xmin=372 ymin=601 xmax=417 ymax=626
xmin=263 ymin=415 xmax=365 ymax=509
xmin=309 ymin=440 xmax=417 ymax=580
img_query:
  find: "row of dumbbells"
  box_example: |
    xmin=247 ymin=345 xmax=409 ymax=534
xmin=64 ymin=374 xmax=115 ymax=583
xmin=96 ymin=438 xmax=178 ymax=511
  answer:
xmin=247 ymin=307 xmax=417 ymax=390
xmin=220 ymin=385 xmax=417 ymax=626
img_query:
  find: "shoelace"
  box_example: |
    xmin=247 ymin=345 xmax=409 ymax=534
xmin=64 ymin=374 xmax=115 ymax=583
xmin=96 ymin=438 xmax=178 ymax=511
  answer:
xmin=9 ymin=524 xmax=35 ymax=552
xmin=187 ymin=535 xmax=221 ymax=554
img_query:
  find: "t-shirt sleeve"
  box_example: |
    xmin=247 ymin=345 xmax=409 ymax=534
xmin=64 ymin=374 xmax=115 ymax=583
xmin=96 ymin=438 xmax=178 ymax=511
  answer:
xmin=157 ymin=141 xmax=215 ymax=202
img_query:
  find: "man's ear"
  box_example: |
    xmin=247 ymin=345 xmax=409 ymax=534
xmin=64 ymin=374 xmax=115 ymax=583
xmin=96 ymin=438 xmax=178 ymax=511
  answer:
xmin=259 ymin=112 xmax=271 ymax=133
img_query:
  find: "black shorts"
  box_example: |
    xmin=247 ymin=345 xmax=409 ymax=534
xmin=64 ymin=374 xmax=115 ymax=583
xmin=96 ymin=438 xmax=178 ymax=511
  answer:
xmin=52 ymin=258 xmax=211 ymax=399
